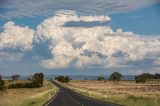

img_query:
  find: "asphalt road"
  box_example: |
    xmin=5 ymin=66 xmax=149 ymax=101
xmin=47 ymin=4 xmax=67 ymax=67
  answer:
xmin=47 ymin=81 xmax=120 ymax=106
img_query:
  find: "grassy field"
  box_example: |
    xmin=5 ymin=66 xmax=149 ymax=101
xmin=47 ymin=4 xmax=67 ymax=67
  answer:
xmin=0 ymin=80 xmax=58 ymax=106
xmin=67 ymin=80 xmax=160 ymax=106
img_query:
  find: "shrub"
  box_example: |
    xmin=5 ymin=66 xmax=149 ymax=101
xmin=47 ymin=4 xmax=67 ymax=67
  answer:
xmin=8 ymin=82 xmax=33 ymax=88
xmin=97 ymin=76 xmax=105 ymax=81
xmin=0 ymin=76 xmax=6 ymax=92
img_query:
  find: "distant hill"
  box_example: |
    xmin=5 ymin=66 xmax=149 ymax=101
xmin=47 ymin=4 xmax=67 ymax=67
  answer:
xmin=44 ymin=75 xmax=136 ymax=80
xmin=2 ymin=75 xmax=136 ymax=80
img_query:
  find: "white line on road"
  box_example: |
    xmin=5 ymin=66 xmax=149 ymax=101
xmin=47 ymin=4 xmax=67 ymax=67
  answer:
xmin=45 ymin=90 xmax=59 ymax=106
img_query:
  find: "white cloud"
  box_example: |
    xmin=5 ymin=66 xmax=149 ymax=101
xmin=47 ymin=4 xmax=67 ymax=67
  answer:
xmin=0 ymin=10 xmax=160 ymax=70
xmin=0 ymin=21 xmax=34 ymax=51
xmin=41 ymin=40 xmax=75 ymax=68
xmin=35 ymin=10 xmax=160 ymax=69
xmin=0 ymin=0 xmax=159 ymax=19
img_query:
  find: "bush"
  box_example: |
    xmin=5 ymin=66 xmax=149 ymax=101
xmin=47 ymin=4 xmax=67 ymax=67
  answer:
xmin=97 ymin=76 xmax=105 ymax=81
xmin=8 ymin=82 xmax=33 ymax=88
xmin=0 ymin=76 xmax=6 ymax=92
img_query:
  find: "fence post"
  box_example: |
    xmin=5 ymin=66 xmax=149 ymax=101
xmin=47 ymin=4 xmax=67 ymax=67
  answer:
xmin=89 ymin=92 xmax=92 ymax=97
xmin=49 ymin=93 xmax=50 ymax=99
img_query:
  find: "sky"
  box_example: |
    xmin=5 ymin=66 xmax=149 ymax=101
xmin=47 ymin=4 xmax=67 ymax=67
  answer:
xmin=0 ymin=0 xmax=160 ymax=76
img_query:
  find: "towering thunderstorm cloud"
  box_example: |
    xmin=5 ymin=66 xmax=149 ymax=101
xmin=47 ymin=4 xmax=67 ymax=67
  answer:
xmin=0 ymin=10 xmax=160 ymax=69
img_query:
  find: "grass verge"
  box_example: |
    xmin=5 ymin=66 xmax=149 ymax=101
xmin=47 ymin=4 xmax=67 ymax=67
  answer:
xmin=67 ymin=80 xmax=160 ymax=106
xmin=0 ymin=80 xmax=58 ymax=106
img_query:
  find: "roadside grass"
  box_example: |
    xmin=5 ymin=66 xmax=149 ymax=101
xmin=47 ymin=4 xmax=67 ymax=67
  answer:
xmin=67 ymin=80 xmax=160 ymax=106
xmin=0 ymin=80 xmax=58 ymax=106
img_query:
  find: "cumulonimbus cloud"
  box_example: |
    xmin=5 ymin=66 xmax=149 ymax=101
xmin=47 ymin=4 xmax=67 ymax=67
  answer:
xmin=34 ymin=10 xmax=160 ymax=69
xmin=0 ymin=10 xmax=160 ymax=69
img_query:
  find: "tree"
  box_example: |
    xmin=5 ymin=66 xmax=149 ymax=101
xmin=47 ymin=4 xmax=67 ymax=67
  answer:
xmin=11 ymin=74 xmax=20 ymax=81
xmin=154 ymin=73 xmax=160 ymax=79
xmin=135 ymin=76 xmax=146 ymax=83
xmin=109 ymin=72 xmax=123 ymax=83
xmin=135 ymin=73 xmax=156 ymax=83
xmin=65 ymin=76 xmax=70 ymax=83
xmin=97 ymin=76 xmax=105 ymax=81
xmin=55 ymin=76 xmax=70 ymax=83
xmin=32 ymin=73 xmax=44 ymax=87
xmin=0 ymin=75 xmax=5 ymax=92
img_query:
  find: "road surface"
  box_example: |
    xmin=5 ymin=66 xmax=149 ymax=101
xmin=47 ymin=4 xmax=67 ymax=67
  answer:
xmin=47 ymin=81 xmax=120 ymax=106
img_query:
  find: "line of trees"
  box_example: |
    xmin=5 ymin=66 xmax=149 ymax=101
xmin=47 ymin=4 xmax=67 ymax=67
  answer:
xmin=97 ymin=72 xmax=160 ymax=84
xmin=1 ymin=72 xmax=160 ymax=92
xmin=8 ymin=73 xmax=44 ymax=88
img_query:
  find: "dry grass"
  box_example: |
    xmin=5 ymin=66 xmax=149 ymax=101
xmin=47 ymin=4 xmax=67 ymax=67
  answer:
xmin=67 ymin=80 xmax=160 ymax=106
xmin=0 ymin=80 xmax=58 ymax=106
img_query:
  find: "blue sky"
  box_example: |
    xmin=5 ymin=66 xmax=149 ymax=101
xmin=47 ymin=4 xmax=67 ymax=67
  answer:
xmin=109 ymin=3 xmax=160 ymax=35
xmin=0 ymin=0 xmax=160 ymax=75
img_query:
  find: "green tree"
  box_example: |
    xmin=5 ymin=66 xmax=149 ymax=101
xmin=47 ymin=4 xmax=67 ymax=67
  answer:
xmin=135 ymin=76 xmax=146 ymax=83
xmin=135 ymin=73 xmax=154 ymax=83
xmin=109 ymin=72 xmax=123 ymax=83
xmin=32 ymin=73 xmax=44 ymax=87
xmin=154 ymin=73 xmax=160 ymax=79
xmin=65 ymin=76 xmax=70 ymax=83
xmin=135 ymin=73 xmax=160 ymax=83
xmin=0 ymin=75 xmax=6 ymax=92
xmin=55 ymin=76 xmax=70 ymax=83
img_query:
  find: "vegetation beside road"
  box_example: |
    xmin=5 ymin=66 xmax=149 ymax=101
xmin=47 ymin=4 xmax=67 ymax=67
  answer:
xmin=0 ymin=80 xmax=58 ymax=106
xmin=62 ymin=72 xmax=160 ymax=106
xmin=8 ymin=73 xmax=44 ymax=89
xmin=1 ymin=73 xmax=160 ymax=106
xmin=0 ymin=73 xmax=58 ymax=106
xmin=53 ymin=73 xmax=160 ymax=106
xmin=67 ymin=80 xmax=160 ymax=106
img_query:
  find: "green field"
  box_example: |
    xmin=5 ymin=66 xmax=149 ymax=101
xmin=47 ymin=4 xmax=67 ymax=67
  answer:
xmin=0 ymin=80 xmax=58 ymax=106
xmin=66 ymin=80 xmax=160 ymax=106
